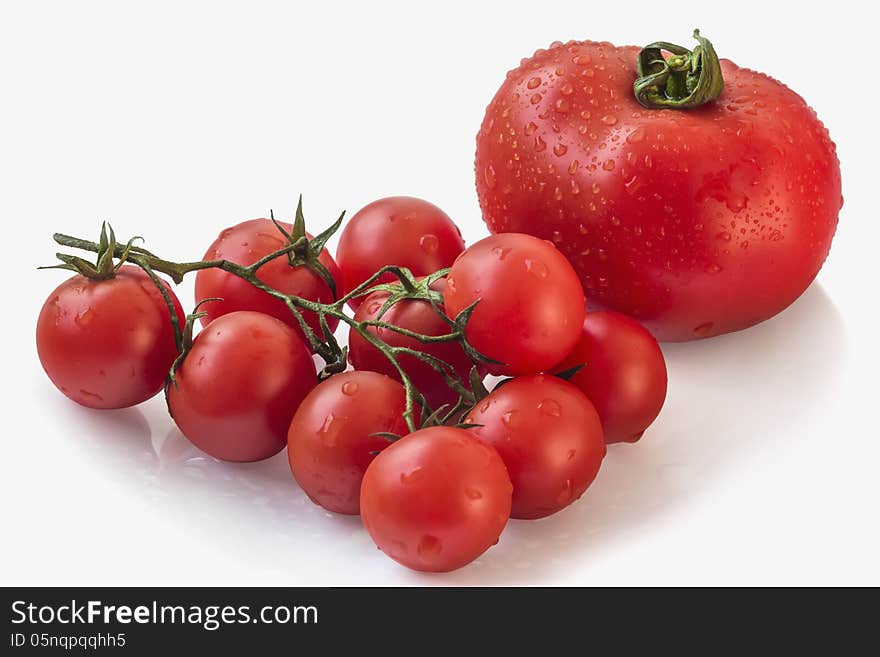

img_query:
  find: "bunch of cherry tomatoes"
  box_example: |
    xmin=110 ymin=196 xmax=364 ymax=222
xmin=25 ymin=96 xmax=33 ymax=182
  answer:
xmin=37 ymin=196 xmax=666 ymax=573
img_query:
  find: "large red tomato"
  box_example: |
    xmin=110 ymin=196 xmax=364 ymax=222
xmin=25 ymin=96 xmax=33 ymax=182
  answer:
xmin=194 ymin=218 xmax=340 ymax=347
xmin=166 ymin=311 xmax=316 ymax=462
xmin=36 ymin=266 xmax=184 ymax=409
xmin=475 ymin=33 xmax=841 ymax=341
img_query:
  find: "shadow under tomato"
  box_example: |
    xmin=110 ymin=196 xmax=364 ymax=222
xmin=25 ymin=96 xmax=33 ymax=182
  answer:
xmin=415 ymin=282 xmax=847 ymax=584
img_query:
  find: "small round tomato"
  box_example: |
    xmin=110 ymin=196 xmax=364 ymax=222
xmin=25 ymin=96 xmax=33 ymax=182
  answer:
xmin=555 ymin=311 xmax=667 ymax=444
xmin=466 ymin=375 xmax=605 ymax=519
xmin=288 ymin=371 xmax=410 ymax=515
xmin=36 ymin=265 xmax=184 ymax=409
xmin=348 ymin=280 xmax=474 ymax=410
xmin=360 ymin=426 xmax=512 ymax=572
xmin=194 ymin=218 xmax=340 ymax=348
xmin=443 ymin=233 xmax=585 ymax=375
xmin=166 ymin=311 xmax=316 ymax=462
xmin=336 ymin=197 xmax=465 ymax=308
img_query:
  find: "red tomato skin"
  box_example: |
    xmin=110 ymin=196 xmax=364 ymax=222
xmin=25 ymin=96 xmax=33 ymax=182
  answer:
xmin=36 ymin=266 xmax=184 ymax=409
xmin=287 ymin=371 xmax=410 ymax=515
xmin=555 ymin=311 xmax=667 ymax=444
xmin=166 ymin=311 xmax=316 ymax=462
xmin=335 ymin=197 xmax=465 ymax=309
xmin=348 ymin=281 xmax=474 ymax=410
xmin=476 ymin=41 xmax=841 ymax=341
xmin=194 ymin=219 xmax=340 ymax=348
xmin=466 ymin=375 xmax=605 ymax=519
xmin=443 ymin=233 xmax=586 ymax=376
xmin=360 ymin=427 xmax=512 ymax=572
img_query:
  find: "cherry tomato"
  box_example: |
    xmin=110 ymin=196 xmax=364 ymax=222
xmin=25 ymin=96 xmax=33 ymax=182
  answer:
xmin=466 ymin=375 xmax=605 ymax=519
xmin=555 ymin=311 xmax=667 ymax=444
xmin=476 ymin=36 xmax=841 ymax=340
xmin=194 ymin=218 xmax=340 ymax=348
xmin=348 ymin=279 xmax=474 ymax=410
xmin=336 ymin=197 xmax=465 ymax=308
xmin=288 ymin=371 xmax=410 ymax=515
xmin=360 ymin=426 xmax=512 ymax=572
xmin=166 ymin=311 xmax=316 ymax=462
xmin=36 ymin=265 xmax=184 ymax=409
xmin=443 ymin=233 xmax=585 ymax=375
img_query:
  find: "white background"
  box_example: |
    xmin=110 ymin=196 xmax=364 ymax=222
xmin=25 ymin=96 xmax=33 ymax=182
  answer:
xmin=2 ymin=1 xmax=878 ymax=586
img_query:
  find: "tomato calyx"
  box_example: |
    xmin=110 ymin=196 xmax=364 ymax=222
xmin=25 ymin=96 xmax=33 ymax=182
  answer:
xmin=166 ymin=297 xmax=222 ymax=387
xmin=42 ymin=223 xmax=141 ymax=281
xmin=633 ymin=29 xmax=724 ymax=109
xmin=268 ymin=195 xmax=343 ymax=300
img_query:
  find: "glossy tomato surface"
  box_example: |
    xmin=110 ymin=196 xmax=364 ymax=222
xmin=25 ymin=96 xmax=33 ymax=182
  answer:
xmin=36 ymin=266 xmax=184 ymax=409
xmin=555 ymin=311 xmax=667 ymax=444
xmin=360 ymin=427 xmax=512 ymax=572
xmin=476 ymin=39 xmax=841 ymax=340
xmin=466 ymin=375 xmax=605 ymax=519
xmin=288 ymin=371 xmax=410 ymax=515
xmin=166 ymin=311 xmax=316 ymax=462
xmin=336 ymin=197 xmax=465 ymax=308
xmin=348 ymin=280 xmax=474 ymax=410
xmin=194 ymin=218 xmax=340 ymax=347
xmin=443 ymin=233 xmax=585 ymax=375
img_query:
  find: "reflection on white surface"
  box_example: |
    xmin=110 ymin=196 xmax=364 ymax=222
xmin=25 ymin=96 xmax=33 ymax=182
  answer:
xmin=55 ymin=283 xmax=846 ymax=585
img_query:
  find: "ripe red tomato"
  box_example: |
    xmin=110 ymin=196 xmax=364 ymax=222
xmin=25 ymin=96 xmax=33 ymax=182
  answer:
xmin=348 ymin=279 xmax=474 ymax=410
xmin=466 ymin=375 xmax=605 ymax=519
xmin=166 ymin=311 xmax=316 ymax=462
xmin=335 ymin=197 xmax=465 ymax=308
xmin=443 ymin=233 xmax=585 ymax=375
xmin=476 ymin=37 xmax=841 ymax=341
xmin=36 ymin=265 xmax=184 ymax=409
xmin=194 ymin=218 xmax=340 ymax=347
xmin=555 ymin=311 xmax=667 ymax=444
xmin=360 ymin=426 xmax=512 ymax=572
xmin=288 ymin=371 xmax=410 ymax=515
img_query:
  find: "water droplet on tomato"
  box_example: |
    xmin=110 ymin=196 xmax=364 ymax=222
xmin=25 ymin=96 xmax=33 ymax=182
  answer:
xmin=602 ymin=159 xmax=615 ymax=171
xmin=419 ymin=234 xmax=439 ymax=254
xmin=527 ymin=76 xmax=542 ymax=89
xmin=535 ymin=136 xmax=547 ymax=151
xmin=693 ymin=322 xmax=715 ymax=338
xmin=555 ymin=98 xmax=570 ymax=113
xmin=491 ymin=246 xmax=511 ymax=260
xmin=502 ymin=410 xmax=521 ymax=428
xmin=524 ymin=121 xmax=538 ymax=136
xmin=465 ymin=488 xmax=483 ymax=500
xmin=716 ymin=231 xmax=732 ymax=241
xmin=417 ymin=534 xmax=442 ymax=557
xmin=319 ymin=414 xmax=337 ymax=446
xmin=483 ymin=165 xmax=496 ymax=189
xmin=600 ymin=114 xmax=617 ymax=126
xmin=626 ymin=126 xmax=646 ymax=143
xmin=539 ymin=399 xmax=561 ymax=416
xmin=341 ymin=381 xmax=359 ymax=396
xmin=525 ymin=259 xmax=548 ymax=278
xmin=556 ymin=479 xmax=574 ymax=505
xmin=400 ymin=466 xmax=424 ymax=485
xmin=704 ymin=263 xmax=722 ymax=274
xmin=553 ymin=143 xmax=568 ymax=157
xmin=74 ymin=308 xmax=95 ymax=327
xmin=560 ymin=82 xmax=574 ymax=96
xmin=530 ymin=93 xmax=542 ymax=105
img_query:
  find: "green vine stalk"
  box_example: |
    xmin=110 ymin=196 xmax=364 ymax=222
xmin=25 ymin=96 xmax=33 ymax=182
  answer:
xmin=46 ymin=216 xmax=495 ymax=433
